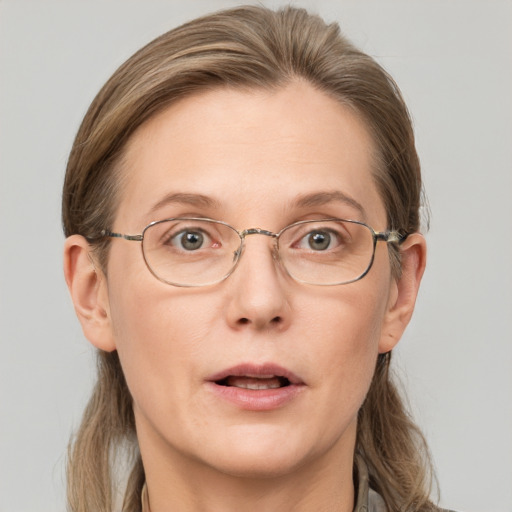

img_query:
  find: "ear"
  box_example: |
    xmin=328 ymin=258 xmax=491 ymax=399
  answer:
xmin=63 ymin=235 xmax=116 ymax=352
xmin=379 ymin=233 xmax=427 ymax=354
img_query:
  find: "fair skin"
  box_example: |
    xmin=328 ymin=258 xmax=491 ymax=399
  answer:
xmin=64 ymin=81 xmax=426 ymax=512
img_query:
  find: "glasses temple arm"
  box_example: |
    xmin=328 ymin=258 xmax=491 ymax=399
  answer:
xmin=375 ymin=231 xmax=408 ymax=244
xmin=100 ymin=230 xmax=143 ymax=241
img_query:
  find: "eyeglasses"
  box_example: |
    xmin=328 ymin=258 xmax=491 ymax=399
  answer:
xmin=101 ymin=218 xmax=403 ymax=287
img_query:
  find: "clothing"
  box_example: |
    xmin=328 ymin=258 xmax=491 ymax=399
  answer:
xmin=355 ymin=455 xmax=388 ymax=512
xmin=141 ymin=455 xmax=387 ymax=512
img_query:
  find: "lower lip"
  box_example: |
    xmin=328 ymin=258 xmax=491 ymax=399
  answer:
xmin=205 ymin=382 xmax=305 ymax=411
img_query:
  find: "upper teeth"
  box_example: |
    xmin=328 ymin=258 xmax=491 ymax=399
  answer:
xmin=225 ymin=376 xmax=284 ymax=389
xmin=235 ymin=380 xmax=281 ymax=390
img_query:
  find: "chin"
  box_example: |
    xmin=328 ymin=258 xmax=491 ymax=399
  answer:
xmin=210 ymin=450 xmax=308 ymax=480
xmin=198 ymin=424 xmax=334 ymax=480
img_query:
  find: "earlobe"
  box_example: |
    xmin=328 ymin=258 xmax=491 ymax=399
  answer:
xmin=63 ymin=235 xmax=116 ymax=352
xmin=379 ymin=233 xmax=427 ymax=354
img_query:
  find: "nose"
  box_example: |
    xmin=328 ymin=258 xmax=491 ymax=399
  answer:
xmin=224 ymin=234 xmax=291 ymax=332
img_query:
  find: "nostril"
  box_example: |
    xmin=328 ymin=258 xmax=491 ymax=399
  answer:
xmin=236 ymin=316 xmax=282 ymax=326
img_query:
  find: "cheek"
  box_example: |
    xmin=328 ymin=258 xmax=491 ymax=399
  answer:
xmin=107 ymin=241 xmax=214 ymax=349
xmin=302 ymin=276 xmax=388 ymax=352
xmin=298 ymin=275 xmax=390 ymax=402
xmin=105 ymin=264 xmax=217 ymax=411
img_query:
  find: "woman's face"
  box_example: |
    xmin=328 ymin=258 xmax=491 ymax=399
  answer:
xmin=99 ymin=82 xmax=402 ymax=479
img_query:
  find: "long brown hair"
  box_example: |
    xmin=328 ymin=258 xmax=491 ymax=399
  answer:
xmin=63 ymin=6 xmax=436 ymax=511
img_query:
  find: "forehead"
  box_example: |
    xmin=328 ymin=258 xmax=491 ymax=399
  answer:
xmin=117 ymin=81 xmax=386 ymax=229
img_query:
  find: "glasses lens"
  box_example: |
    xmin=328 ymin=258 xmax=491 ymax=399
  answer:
xmin=141 ymin=219 xmax=241 ymax=286
xmin=278 ymin=220 xmax=375 ymax=285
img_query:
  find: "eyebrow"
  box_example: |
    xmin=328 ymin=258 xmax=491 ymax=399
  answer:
xmin=149 ymin=192 xmax=221 ymax=215
xmin=294 ymin=191 xmax=367 ymax=219
xmin=148 ymin=190 xmax=366 ymax=220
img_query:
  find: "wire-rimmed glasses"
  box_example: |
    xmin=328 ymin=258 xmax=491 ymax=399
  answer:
xmin=101 ymin=217 xmax=403 ymax=287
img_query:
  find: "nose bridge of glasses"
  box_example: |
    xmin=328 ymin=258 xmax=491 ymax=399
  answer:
xmin=236 ymin=228 xmax=280 ymax=263
xmin=240 ymin=228 xmax=278 ymax=239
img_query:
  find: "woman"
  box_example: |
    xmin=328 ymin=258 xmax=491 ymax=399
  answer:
xmin=62 ymin=5 xmax=449 ymax=512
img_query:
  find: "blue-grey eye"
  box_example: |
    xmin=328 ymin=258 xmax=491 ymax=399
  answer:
xmin=175 ymin=230 xmax=205 ymax=250
xmin=307 ymin=231 xmax=331 ymax=250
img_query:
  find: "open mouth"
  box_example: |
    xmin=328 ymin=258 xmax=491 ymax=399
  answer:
xmin=207 ymin=364 xmax=303 ymax=409
xmin=215 ymin=375 xmax=291 ymax=390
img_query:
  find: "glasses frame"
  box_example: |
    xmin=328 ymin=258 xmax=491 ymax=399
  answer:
xmin=101 ymin=217 xmax=404 ymax=287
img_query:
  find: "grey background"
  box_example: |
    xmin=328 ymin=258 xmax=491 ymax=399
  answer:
xmin=1 ymin=1 xmax=511 ymax=511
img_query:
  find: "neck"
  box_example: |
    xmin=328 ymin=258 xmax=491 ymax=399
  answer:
xmin=138 ymin=423 xmax=357 ymax=512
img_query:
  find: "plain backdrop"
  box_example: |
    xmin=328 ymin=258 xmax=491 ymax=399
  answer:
xmin=1 ymin=1 xmax=511 ymax=511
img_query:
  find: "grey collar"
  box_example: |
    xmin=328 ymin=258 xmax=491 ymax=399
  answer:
xmin=354 ymin=455 xmax=387 ymax=512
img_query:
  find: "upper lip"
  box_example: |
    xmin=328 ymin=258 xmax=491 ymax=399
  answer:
xmin=206 ymin=363 xmax=304 ymax=385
